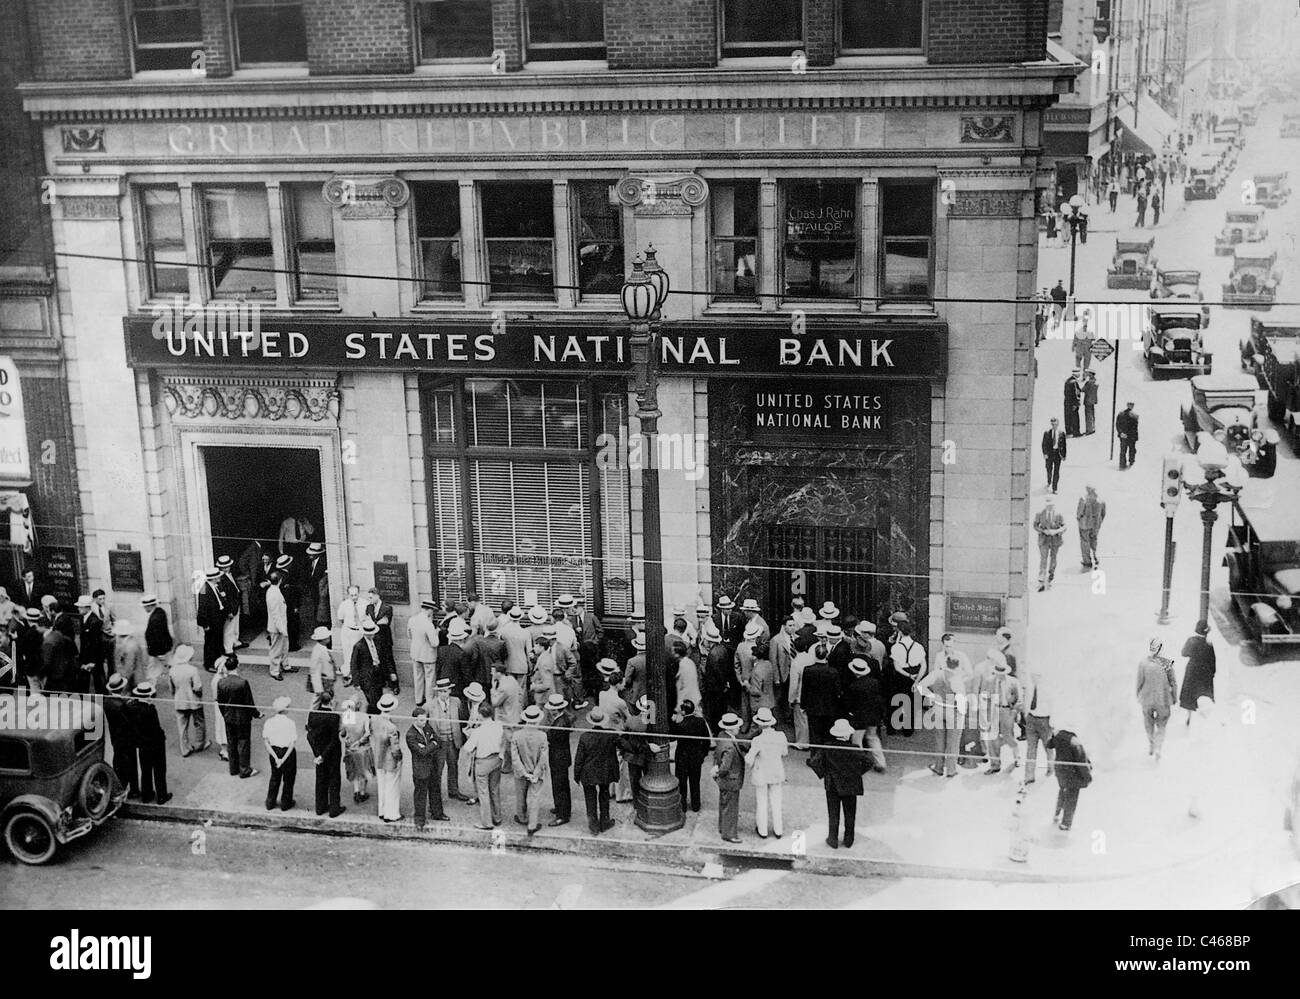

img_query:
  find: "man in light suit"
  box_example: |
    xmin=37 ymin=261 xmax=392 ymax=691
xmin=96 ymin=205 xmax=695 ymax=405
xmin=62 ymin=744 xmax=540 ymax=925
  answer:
xmin=1137 ymin=637 xmax=1178 ymax=761
xmin=1033 ymin=496 xmax=1067 ymax=592
xmin=712 ymin=712 xmax=746 ymax=843
xmin=169 ymin=644 xmax=209 ymax=756
xmin=197 ymin=567 xmax=228 ymax=672
xmin=427 ymin=678 xmax=467 ymax=802
xmin=498 ymin=604 xmax=531 ymax=695
xmin=408 ymin=598 xmax=441 ymax=708
xmin=1041 ymin=417 xmax=1067 ymax=493
xmin=510 ymin=704 xmax=550 ymax=835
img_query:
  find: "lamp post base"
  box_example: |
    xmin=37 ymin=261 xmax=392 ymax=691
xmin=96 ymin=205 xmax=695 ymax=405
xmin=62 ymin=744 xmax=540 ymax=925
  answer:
xmin=635 ymin=746 xmax=685 ymax=834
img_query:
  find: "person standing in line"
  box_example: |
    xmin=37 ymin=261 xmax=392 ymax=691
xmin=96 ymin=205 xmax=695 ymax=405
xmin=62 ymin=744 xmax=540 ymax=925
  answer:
xmin=787 ymin=642 xmax=814 ymax=750
xmin=210 ymin=656 xmax=229 ymax=762
xmin=618 ymin=695 xmax=654 ymax=806
xmin=510 ymin=704 xmax=550 ymax=835
xmin=142 ymin=594 xmax=172 ymax=685
xmin=464 ymin=701 xmax=507 ymax=830
xmin=111 ymin=620 xmax=147 ymax=692
xmin=350 ymin=619 xmax=386 ymax=714
xmin=265 ymin=570 xmax=289 ymax=682
xmin=237 ymin=537 xmax=267 ymax=626
xmin=735 ymin=620 xmax=761 ymax=728
xmin=573 ymin=593 xmax=603 ymax=681
xmin=1137 ymin=637 xmax=1178 ymax=761
xmin=216 ymin=555 xmax=241 ymax=655
xmin=407 ymin=599 xmax=440 ymax=708
xmin=1063 ymin=375 xmax=1082 ymax=438
xmin=127 ymin=681 xmax=171 ymax=805
xmin=1178 ymin=621 xmax=1217 ymax=724
xmin=340 ymin=696 xmax=374 ymax=803
xmin=816 ymin=718 xmax=870 ymax=849
xmin=1020 ymin=671 xmax=1054 ymax=784
xmin=550 ymin=601 xmax=578 ymax=653
xmin=801 ymin=643 xmax=843 ymax=748
xmin=1116 ymin=400 xmax=1139 ymax=469
xmin=745 ymin=707 xmax=788 ymax=839
xmin=217 ymin=654 xmax=260 ymax=779
xmin=574 ymin=708 xmax=620 ymax=835
xmin=498 ymin=604 xmax=531 ymax=697
xmin=671 ymin=640 xmax=701 ymax=719
xmin=427 ymin=678 xmax=466 ymax=803
xmin=372 ymin=691 xmax=404 ymax=823
xmin=916 ymin=654 xmax=965 ymax=777
xmin=75 ymin=595 xmax=104 ymax=694
xmin=405 ymin=705 xmax=448 ymax=830
xmin=843 ymin=657 xmax=888 ymax=772
xmin=888 ymin=621 xmax=927 ymax=737
xmin=712 ymin=712 xmax=746 ymax=843
xmin=169 ymin=644 xmax=209 ymax=757
xmin=490 ymin=660 xmax=523 ymax=726
xmin=365 ymin=588 xmax=397 ymax=694
xmin=1046 ymin=728 xmax=1092 ymax=831
xmin=306 ymin=689 xmax=345 ymax=818
xmin=305 ymin=542 xmax=329 ymax=636
xmin=1077 ymin=485 xmax=1106 ymax=569
xmin=746 ymin=642 xmax=778 ymax=726
xmin=740 ymin=598 xmax=771 ymax=644
xmin=1033 ymin=496 xmax=1067 ymax=592
xmin=470 ymin=617 xmax=507 ymax=693
xmin=439 ymin=618 xmax=475 ymax=712
xmin=336 ymin=584 xmax=365 ymax=683
xmin=978 ymin=651 xmax=1022 ymax=774
xmin=1041 ymin=417 xmax=1067 ymax=493
xmin=263 ymin=695 xmax=298 ymax=812
xmin=103 ymin=673 xmax=139 ymax=798
xmin=620 ymin=630 xmax=648 ymax=709
xmin=670 ymin=699 xmax=711 ymax=813
xmin=770 ymin=616 xmax=795 ymax=720
xmin=275 ymin=555 xmax=302 ymax=655
xmin=543 ymin=694 xmax=574 ymax=827
xmin=1082 ymin=369 xmax=1099 ymax=436
xmin=308 ymin=626 xmax=336 ymax=700
xmin=466 ymin=592 xmax=495 ymax=637
xmin=197 ymin=567 xmax=227 ymax=672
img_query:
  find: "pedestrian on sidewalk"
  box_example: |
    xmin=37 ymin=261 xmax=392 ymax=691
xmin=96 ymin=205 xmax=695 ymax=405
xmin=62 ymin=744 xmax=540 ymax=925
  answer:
xmin=307 ymin=689 xmax=345 ymax=818
xmin=1063 ymin=373 xmax=1082 ymax=437
xmin=1033 ymin=496 xmax=1067 ymax=592
xmin=787 ymin=642 xmax=813 ymax=749
xmin=1151 ymin=188 xmax=1162 ymax=226
xmin=197 ymin=567 xmax=227 ymax=673
xmin=351 ymin=619 xmax=386 ymax=714
xmin=978 ymin=650 xmax=1021 ymax=774
xmin=1135 ymin=188 xmax=1148 ymax=227
xmin=372 ymin=692 xmax=404 ymax=823
xmin=169 ymin=644 xmax=209 ymax=757
xmin=574 ymin=708 xmax=620 ymax=834
xmin=746 ymin=641 xmax=778 ymax=731
xmin=1041 ymin=418 xmax=1067 ymax=493
xmin=210 ymin=657 xmax=229 ymax=761
xmin=1137 ymin=638 xmax=1178 ymax=761
xmin=112 ymin=620 xmax=146 ymax=691
xmin=1082 ymin=369 xmax=1098 ymax=435
xmin=1046 ymin=728 xmax=1091 ymax=831
xmin=465 ymin=700 xmax=507 ymax=829
xmin=1020 ymin=671 xmax=1054 ymax=785
xmin=802 ymin=643 xmax=843 ymax=747
xmin=263 ymin=695 xmax=298 ymax=812
xmin=510 ymin=704 xmax=549 ymax=835
xmin=712 ymin=712 xmax=746 ymax=843
xmin=128 ymin=681 xmax=171 ymax=805
xmin=490 ymin=660 xmax=523 ymax=727
xmin=745 ymin=707 xmax=788 ymax=838
xmin=814 ymin=718 xmax=870 ymax=849
xmin=1116 ymin=401 xmax=1139 ymax=469
xmin=1178 ymin=621 xmax=1217 ymax=724
xmin=336 ymin=584 xmax=364 ymax=682
xmin=217 ymin=654 xmax=260 ymax=779
xmin=427 ymin=678 xmax=466 ymax=803
xmin=543 ymin=694 xmax=574 ymax=826
xmin=407 ymin=599 xmax=440 ymax=708
xmin=142 ymin=594 xmax=172 ymax=687
xmin=365 ymin=589 xmax=397 ymax=694
xmin=618 ymin=695 xmax=654 ymax=804
xmin=1076 ymin=485 xmax=1106 ymax=569
xmin=915 ymin=653 xmax=965 ymax=776
xmin=670 ymin=699 xmax=710 ymax=813
xmin=1107 ymin=177 xmax=1119 ymax=212
xmin=1048 ymin=279 xmax=1067 ymax=329
xmin=340 ymin=697 xmax=373 ymax=803
xmin=103 ymin=673 xmax=139 ymax=798
xmin=265 ymin=571 xmax=289 ymax=682
xmin=308 ymin=626 xmax=336 ymax=700
xmin=216 ymin=555 xmax=240 ymax=656
xmin=406 ymin=705 xmax=447 ymax=830
xmin=844 ymin=657 xmax=887 ymax=771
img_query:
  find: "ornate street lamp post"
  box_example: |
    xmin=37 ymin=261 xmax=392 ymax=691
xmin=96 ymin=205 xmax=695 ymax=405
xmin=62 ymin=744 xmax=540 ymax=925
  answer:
xmin=621 ymin=246 xmax=684 ymax=833
xmin=1182 ymin=436 xmax=1247 ymax=632
xmin=1060 ymin=194 xmax=1089 ymax=300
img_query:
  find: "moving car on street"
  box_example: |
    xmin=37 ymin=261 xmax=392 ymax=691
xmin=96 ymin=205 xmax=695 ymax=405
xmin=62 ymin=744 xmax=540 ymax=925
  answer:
xmin=1184 ymin=154 xmax=1223 ymax=199
xmin=1253 ymin=172 xmax=1290 ymax=209
xmin=1149 ymin=268 xmax=1211 ymax=326
xmin=1222 ymin=247 xmax=1281 ymax=310
xmin=1142 ymin=304 xmax=1212 ymax=379
xmin=1214 ymin=207 xmax=1268 ymax=255
xmin=1240 ymin=310 xmax=1300 ymax=434
xmin=1179 ymin=374 xmax=1264 ymax=456
xmin=1106 ymin=236 xmax=1156 ymax=290
xmin=1225 ymin=502 xmax=1300 ymax=649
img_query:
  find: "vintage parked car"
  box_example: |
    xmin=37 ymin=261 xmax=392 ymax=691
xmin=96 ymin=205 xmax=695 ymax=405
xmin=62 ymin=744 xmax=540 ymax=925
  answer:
xmin=1149 ymin=268 xmax=1211 ymax=326
xmin=1253 ymin=172 xmax=1290 ymax=209
xmin=0 ymin=694 xmax=124 ymax=865
xmin=1225 ymin=502 xmax=1300 ymax=649
xmin=1183 ymin=156 xmax=1223 ymax=199
xmin=1281 ymin=112 xmax=1300 ymax=139
xmin=1214 ymin=207 xmax=1268 ymax=254
xmin=1180 ymin=374 xmax=1268 ymax=463
xmin=1222 ymin=247 xmax=1281 ymax=310
xmin=1240 ymin=310 xmax=1300 ymax=432
xmin=1142 ymin=304 xmax=1211 ymax=378
xmin=1105 ymin=236 xmax=1156 ymax=289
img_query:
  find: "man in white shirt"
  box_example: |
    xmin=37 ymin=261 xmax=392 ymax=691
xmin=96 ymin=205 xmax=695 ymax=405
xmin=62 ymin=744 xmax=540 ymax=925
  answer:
xmin=335 ymin=584 xmax=364 ymax=681
xmin=1021 ymin=670 xmax=1054 ymax=784
xmin=169 ymin=644 xmax=210 ymax=757
xmin=265 ymin=571 xmax=289 ymax=682
xmin=408 ymin=598 xmax=441 ymax=708
xmin=309 ymin=626 xmax=336 ymax=699
xmin=262 ymin=695 xmax=298 ymax=811
xmin=467 ymin=592 xmax=495 ymax=636
xmin=551 ymin=606 xmax=578 ymax=653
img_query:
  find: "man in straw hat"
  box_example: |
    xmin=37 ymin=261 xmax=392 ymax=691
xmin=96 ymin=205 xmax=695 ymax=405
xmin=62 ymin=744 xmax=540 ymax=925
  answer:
xmin=306 ymin=688 xmax=345 ymax=818
xmin=510 ymin=704 xmax=550 ymax=835
xmin=406 ymin=705 xmax=448 ymax=829
xmin=351 ymin=618 xmax=386 ymax=715
xmin=915 ymin=653 xmax=965 ymax=777
xmin=104 ymin=673 xmax=139 ymax=799
xmin=439 ymin=617 xmax=475 ymax=716
xmin=428 ymin=678 xmax=467 ymax=802
xmin=196 ymin=566 xmax=229 ymax=672
xmin=574 ymin=709 xmax=620 ymax=834
xmin=127 ymin=681 xmax=171 ymax=805
xmin=670 ymin=699 xmax=710 ymax=812
xmin=745 ymin=707 xmax=788 ymax=839
xmin=215 ymin=554 xmax=241 ymax=655
xmin=843 ymin=657 xmax=887 ymax=772
xmin=712 ymin=712 xmax=746 ymax=843
xmin=170 ymin=644 xmax=210 ymax=757
xmin=618 ymin=695 xmax=656 ymax=806
xmin=112 ymin=618 xmax=147 ymax=692
xmin=142 ymin=593 xmax=173 ymax=683
xmin=816 ymin=718 xmax=870 ymax=849
xmin=462 ymin=699 xmax=506 ymax=829
xmin=372 ymin=691 xmax=404 ymax=822
xmin=543 ymin=694 xmax=574 ymax=826
xmin=308 ymin=626 xmax=336 ymax=700
xmin=977 ymin=649 xmax=1022 ymax=774
xmin=263 ymin=695 xmax=299 ymax=811
xmin=620 ymin=630 xmax=647 ymax=708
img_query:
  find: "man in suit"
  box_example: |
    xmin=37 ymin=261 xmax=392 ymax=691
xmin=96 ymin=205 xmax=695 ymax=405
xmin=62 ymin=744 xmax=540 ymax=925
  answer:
xmin=365 ymin=588 xmax=395 ymax=689
xmin=1046 ymin=728 xmax=1092 ymax=831
xmin=40 ymin=613 xmax=78 ymax=693
xmin=843 ymin=657 xmax=888 ymax=771
xmin=510 ymin=704 xmax=550 ymax=835
xmin=619 ymin=631 xmax=647 ymax=708
xmin=103 ymin=673 xmax=139 ymax=798
xmin=216 ymin=654 xmax=260 ymax=778
xmin=141 ymin=593 xmax=173 ymax=682
xmin=1116 ymin=400 xmax=1139 ymax=469
xmin=498 ymin=605 xmax=531 ymax=698
xmin=573 ymin=593 xmax=603 ymax=685
xmin=714 ymin=595 xmax=745 ymax=648
xmin=712 ymin=712 xmax=746 ymax=843
xmin=17 ymin=607 xmax=45 ymax=691
xmin=169 ymin=644 xmax=209 ymax=757
xmin=75 ymin=595 xmax=105 ymax=693
xmin=1033 ymin=496 xmax=1067 ymax=592
xmin=197 ymin=567 xmax=228 ymax=672
xmin=469 ymin=617 xmax=507 ymax=692
xmin=17 ymin=569 xmax=45 ymax=610
xmin=700 ymin=623 xmax=737 ymax=733
xmin=1137 ymin=637 xmax=1178 ymax=761
xmin=1063 ymin=374 xmax=1082 ymax=437
xmin=306 ymin=689 xmax=345 ymax=818
xmin=573 ymin=708 xmax=620 ymax=835
xmin=1041 ymin=417 xmax=1067 ymax=493
xmin=801 ymin=643 xmax=843 ymax=750
xmin=543 ymin=694 xmax=574 ymax=826
xmin=275 ymin=555 xmax=302 ymax=654
xmin=670 ymin=698 xmax=710 ymax=812
xmin=237 ymin=538 xmax=267 ymax=624
xmin=408 ymin=598 xmax=440 ymax=708
xmin=305 ymin=541 xmax=329 ymax=634
xmin=265 ymin=570 xmax=289 ymax=682
xmin=216 ymin=554 xmax=241 ymax=654
xmin=1082 ymin=369 xmax=1099 ymax=435
xmin=1076 ymin=484 xmax=1106 ymax=569
xmin=350 ymin=619 xmax=386 ymax=714
xmin=127 ymin=681 xmax=171 ymax=805
xmin=818 ymin=717 xmax=870 ymax=849
xmin=618 ymin=695 xmax=655 ymax=806
xmin=428 ymin=678 xmax=467 ymax=802
xmin=405 ymin=705 xmax=448 ymax=829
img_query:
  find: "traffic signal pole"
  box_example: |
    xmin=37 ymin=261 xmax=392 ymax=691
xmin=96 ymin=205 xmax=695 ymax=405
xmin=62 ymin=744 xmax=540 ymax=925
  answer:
xmin=1158 ymin=511 xmax=1175 ymax=624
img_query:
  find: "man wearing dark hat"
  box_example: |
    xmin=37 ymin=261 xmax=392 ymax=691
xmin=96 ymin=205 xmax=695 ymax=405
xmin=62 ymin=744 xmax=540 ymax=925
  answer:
xmin=801 ymin=643 xmax=843 ymax=749
xmin=670 ymin=699 xmax=711 ymax=812
xmin=406 ymin=706 xmax=448 ymax=829
xmin=104 ymin=673 xmax=140 ymax=799
xmin=127 ymin=681 xmax=171 ymax=805
xmin=217 ymin=654 xmax=260 ymax=778
xmin=1116 ymin=401 xmax=1139 ymax=470
xmin=197 ymin=567 xmax=229 ymax=672
xmin=307 ymin=689 xmax=345 ymax=818
xmin=817 ymin=718 xmax=870 ymax=849
xmin=216 ymin=554 xmax=241 ymax=655
xmin=573 ymin=709 xmax=620 ymax=834
xmin=712 ymin=712 xmax=746 ymax=843
xmin=543 ymin=694 xmax=574 ymax=826
xmin=511 ymin=705 xmax=550 ymax=835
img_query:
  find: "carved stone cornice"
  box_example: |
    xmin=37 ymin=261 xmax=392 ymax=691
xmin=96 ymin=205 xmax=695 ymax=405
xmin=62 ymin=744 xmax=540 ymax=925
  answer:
xmin=160 ymin=375 xmax=341 ymax=423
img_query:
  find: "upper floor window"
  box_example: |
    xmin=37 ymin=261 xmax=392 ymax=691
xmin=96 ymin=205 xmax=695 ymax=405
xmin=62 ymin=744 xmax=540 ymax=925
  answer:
xmin=572 ymin=181 xmax=623 ymax=297
xmin=232 ymin=0 xmax=307 ymax=66
xmin=481 ymin=181 xmax=555 ymax=300
xmin=526 ymin=0 xmax=606 ymax=61
xmin=413 ymin=181 xmax=464 ymax=299
xmin=722 ymin=0 xmax=803 ymax=58
xmin=139 ymin=186 xmax=189 ymax=298
xmin=201 ymin=185 xmax=275 ymax=300
xmin=879 ymin=179 xmax=935 ymax=302
xmin=841 ymin=0 xmax=925 ymax=53
xmin=415 ymin=0 xmax=495 ymax=61
xmin=285 ymin=184 xmax=336 ymax=301
xmin=781 ymin=180 xmax=858 ymax=300
xmin=710 ymin=180 xmax=759 ymax=301
xmin=131 ymin=0 xmax=203 ymax=72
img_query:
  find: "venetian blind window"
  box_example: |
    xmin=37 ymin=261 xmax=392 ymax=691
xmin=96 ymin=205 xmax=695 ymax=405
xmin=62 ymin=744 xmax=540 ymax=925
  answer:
xmin=232 ymin=0 xmax=307 ymax=65
xmin=131 ymin=0 xmax=203 ymax=71
xmin=139 ymin=186 xmax=189 ymax=298
xmin=286 ymin=184 xmax=336 ymax=301
xmin=481 ymin=181 xmax=555 ymax=299
xmin=413 ymin=181 xmax=463 ymax=299
xmin=201 ymin=186 xmax=275 ymax=300
xmin=879 ymin=179 xmax=935 ymax=301
xmin=526 ymin=0 xmax=606 ymax=61
xmin=573 ymin=181 xmax=624 ymax=296
xmin=722 ymin=0 xmax=803 ymax=57
xmin=415 ymin=0 xmax=495 ymax=60
xmin=597 ymin=392 xmax=633 ymax=615
xmin=841 ymin=0 xmax=925 ymax=52
xmin=782 ymin=180 xmax=858 ymax=299
xmin=710 ymin=181 xmax=759 ymax=300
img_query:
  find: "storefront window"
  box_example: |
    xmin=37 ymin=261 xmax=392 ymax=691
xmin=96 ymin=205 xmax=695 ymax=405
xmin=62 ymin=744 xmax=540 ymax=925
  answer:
xmin=481 ymin=181 xmax=555 ymax=300
xmin=201 ymin=185 xmax=275 ymax=300
xmin=415 ymin=0 xmax=495 ymax=61
xmin=781 ymin=179 xmax=858 ymax=300
xmin=130 ymin=0 xmax=203 ymax=72
xmin=413 ymin=181 xmax=463 ymax=299
xmin=841 ymin=0 xmax=925 ymax=52
xmin=879 ymin=179 xmax=935 ymax=301
xmin=723 ymin=0 xmax=803 ymax=57
xmin=710 ymin=180 xmax=759 ymax=301
xmin=286 ymin=183 xmax=336 ymax=301
xmin=572 ymin=181 xmax=623 ymax=297
xmin=232 ymin=0 xmax=307 ymax=66
xmin=422 ymin=378 xmax=632 ymax=616
xmin=526 ymin=0 xmax=606 ymax=61
xmin=139 ymin=186 xmax=189 ymax=298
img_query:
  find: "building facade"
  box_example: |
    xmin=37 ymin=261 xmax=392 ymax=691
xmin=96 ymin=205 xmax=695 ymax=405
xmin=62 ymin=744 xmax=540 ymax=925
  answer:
xmin=20 ymin=0 xmax=1077 ymax=658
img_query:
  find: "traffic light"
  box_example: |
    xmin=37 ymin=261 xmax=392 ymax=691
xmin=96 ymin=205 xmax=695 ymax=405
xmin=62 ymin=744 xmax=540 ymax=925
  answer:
xmin=1161 ymin=455 xmax=1183 ymax=511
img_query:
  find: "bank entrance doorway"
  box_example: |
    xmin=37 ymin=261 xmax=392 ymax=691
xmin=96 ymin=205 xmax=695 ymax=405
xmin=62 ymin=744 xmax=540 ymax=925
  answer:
xmin=762 ymin=524 xmax=875 ymax=625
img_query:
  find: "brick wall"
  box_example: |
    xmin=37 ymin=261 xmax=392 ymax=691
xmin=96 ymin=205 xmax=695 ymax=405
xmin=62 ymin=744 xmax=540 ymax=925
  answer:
xmin=197 ymin=0 xmax=234 ymax=78
xmin=305 ymin=0 xmax=413 ymax=75
xmin=27 ymin=0 xmax=130 ymax=81
xmin=605 ymin=0 xmax=716 ymax=70
xmin=929 ymin=0 xmax=1049 ymax=64
xmin=805 ymin=0 xmax=835 ymax=66
xmin=492 ymin=0 xmax=525 ymax=72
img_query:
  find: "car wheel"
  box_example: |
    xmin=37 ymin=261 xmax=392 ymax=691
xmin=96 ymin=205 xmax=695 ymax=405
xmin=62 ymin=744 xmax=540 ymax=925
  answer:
xmin=78 ymin=761 xmax=115 ymax=822
xmin=3 ymin=810 xmax=58 ymax=865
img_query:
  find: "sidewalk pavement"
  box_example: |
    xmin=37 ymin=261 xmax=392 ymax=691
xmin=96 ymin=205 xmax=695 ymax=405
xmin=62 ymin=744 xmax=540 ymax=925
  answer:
xmin=121 ymin=641 xmax=1266 ymax=883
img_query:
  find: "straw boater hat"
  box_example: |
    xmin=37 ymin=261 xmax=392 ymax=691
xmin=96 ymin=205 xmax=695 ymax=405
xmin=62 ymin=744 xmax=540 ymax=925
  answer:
xmin=106 ymin=673 xmax=127 ymax=693
xmin=447 ymin=618 xmax=470 ymax=641
xmin=631 ymin=631 xmax=646 ymax=651
xmin=434 ymin=677 xmax=453 ymax=693
xmin=24 ymin=607 xmax=43 ymax=623
xmin=826 ymin=624 xmax=844 ymax=640
xmin=889 ymin=611 xmax=910 ymax=626
xmin=75 ymin=595 xmax=92 ymax=609
xmin=718 ymin=712 xmax=741 ymax=733
xmin=819 ymin=601 xmax=840 ymax=620
xmin=507 ymin=606 xmax=524 ymax=620
xmin=133 ymin=681 xmax=156 ymax=698
xmin=754 ymin=707 xmax=776 ymax=728
xmin=360 ymin=619 xmax=379 ymax=635
xmin=341 ymin=697 xmax=358 ymax=712
xmin=205 ymin=567 xmax=221 ymax=580
xmin=541 ymin=624 xmax=557 ymax=640
xmin=311 ymin=625 xmax=331 ymax=642
xmin=376 ymin=692 xmax=399 ymax=713
xmin=855 ymin=620 xmax=876 ymax=635
xmin=848 ymin=657 xmax=871 ymax=677
xmin=596 ymin=658 xmax=619 ymax=678
xmin=545 ymin=694 xmax=569 ymax=712
xmin=701 ymin=622 xmax=722 ymax=644
xmin=743 ymin=621 xmax=762 ymax=641
xmin=171 ymin=644 xmax=195 ymax=666
xmin=830 ymin=718 xmax=855 ymax=740
xmin=307 ymin=542 xmax=325 ymax=555
xmin=798 ymin=607 xmax=817 ymax=626
xmin=814 ymin=619 xmax=832 ymax=637
xmin=463 ymin=682 xmax=486 ymax=703
xmin=527 ymin=605 xmax=549 ymax=625
xmin=420 ymin=598 xmax=437 ymax=611
xmin=741 ymin=598 xmax=761 ymax=613
xmin=522 ymin=705 xmax=543 ymax=724
xmin=272 ymin=695 xmax=292 ymax=714
xmin=695 ymin=604 xmax=710 ymax=618
xmin=588 ymin=709 xmax=608 ymax=728
xmin=996 ymin=626 xmax=1013 ymax=642
xmin=987 ymin=649 xmax=1009 ymax=671
xmin=555 ymin=594 xmax=576 ymax=610
xmin=216 ymin=555 xmax=234 ymax=570
xmin=1148 ymin=637 xmax=1163 ymax=655
xmin=275 ymin=555 xmax=293 ymax=570
xmin=716 ymin=595 xmax=736 ymax=610
xmin=141 ymin=594 xmax=158 ymax=608
xmin=669 ymin=604 xmax=686 ymax=618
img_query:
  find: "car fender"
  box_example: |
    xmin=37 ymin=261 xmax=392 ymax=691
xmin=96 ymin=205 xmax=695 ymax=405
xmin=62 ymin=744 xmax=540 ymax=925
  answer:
xmin=0 ymin=794 xmax=61 ymax=827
